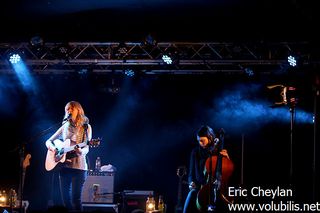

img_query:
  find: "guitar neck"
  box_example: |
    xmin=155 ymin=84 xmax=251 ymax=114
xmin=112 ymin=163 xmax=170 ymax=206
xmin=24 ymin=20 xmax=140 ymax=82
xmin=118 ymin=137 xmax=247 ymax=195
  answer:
xmin=64 ymin=141 xmax=87 ymax=153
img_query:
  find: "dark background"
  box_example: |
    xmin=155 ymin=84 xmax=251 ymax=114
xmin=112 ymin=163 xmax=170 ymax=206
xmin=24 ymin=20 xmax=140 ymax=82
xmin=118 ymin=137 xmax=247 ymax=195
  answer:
xmin=0 ymin=0 xmax=319 ymax=42
xmin=0 ymin=0 xmax=319 ymax=212
xmin=0 ymin=71 xmax=318 ymax=212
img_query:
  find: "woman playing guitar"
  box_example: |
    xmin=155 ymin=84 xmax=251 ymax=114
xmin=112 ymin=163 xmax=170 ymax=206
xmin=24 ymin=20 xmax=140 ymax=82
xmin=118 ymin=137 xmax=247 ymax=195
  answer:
xmin=182 ymin=125 xmax=234 ymax=213
xmin=45 ymin=101 xmax=92 ymax=211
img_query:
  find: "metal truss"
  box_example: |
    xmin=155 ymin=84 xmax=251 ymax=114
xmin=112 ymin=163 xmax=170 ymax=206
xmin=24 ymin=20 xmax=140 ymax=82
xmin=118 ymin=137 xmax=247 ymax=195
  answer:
xmin=0 ymin=41 xmax=318 ymax=74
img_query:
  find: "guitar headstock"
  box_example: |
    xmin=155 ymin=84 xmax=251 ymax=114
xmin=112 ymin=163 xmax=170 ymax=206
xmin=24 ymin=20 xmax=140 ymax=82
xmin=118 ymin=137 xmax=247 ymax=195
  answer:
xmin=176 ymin=166 xmax=187 ymax=178
xmin=89 ymin=138 xmax=101 ymax=147
xmin=23 ymin=154 xmax=31 ymax=169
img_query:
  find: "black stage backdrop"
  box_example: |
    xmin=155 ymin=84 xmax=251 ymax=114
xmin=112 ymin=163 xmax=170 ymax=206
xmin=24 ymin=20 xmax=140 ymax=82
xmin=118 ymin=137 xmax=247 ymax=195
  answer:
xmin=0 ymin=71 xmax=319 ymax=212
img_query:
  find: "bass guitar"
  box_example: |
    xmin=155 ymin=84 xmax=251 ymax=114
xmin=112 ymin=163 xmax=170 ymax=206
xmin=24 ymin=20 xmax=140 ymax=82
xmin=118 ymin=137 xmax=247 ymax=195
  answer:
xmin=45 ymin=138 xmax=101 ymax=171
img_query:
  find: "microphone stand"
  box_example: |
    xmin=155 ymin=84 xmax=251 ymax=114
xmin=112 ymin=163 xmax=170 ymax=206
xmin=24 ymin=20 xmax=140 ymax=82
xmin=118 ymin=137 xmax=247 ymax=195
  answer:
xmin=16 ymin=119 xmax=68 ymax=213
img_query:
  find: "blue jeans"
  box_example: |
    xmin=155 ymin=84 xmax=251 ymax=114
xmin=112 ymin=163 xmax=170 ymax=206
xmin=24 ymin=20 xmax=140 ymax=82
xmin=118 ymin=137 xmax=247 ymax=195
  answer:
xmin=183 ymin=188 xmax=228 ymax=213
xmin=183 ymin=189 xmax=199 ymax=213
xmin=59 ymin=168 xmax=87 ymax=211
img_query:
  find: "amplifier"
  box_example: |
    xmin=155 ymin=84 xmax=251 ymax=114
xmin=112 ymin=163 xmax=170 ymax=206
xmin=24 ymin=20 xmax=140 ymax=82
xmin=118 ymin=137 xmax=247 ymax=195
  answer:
xmin=81 ymin=171 xmax=115 ymax=204
xmin=82 ymin=203 xmax=118 ymax=213
xmin=123 ymin=190 xmax=153 ymax=213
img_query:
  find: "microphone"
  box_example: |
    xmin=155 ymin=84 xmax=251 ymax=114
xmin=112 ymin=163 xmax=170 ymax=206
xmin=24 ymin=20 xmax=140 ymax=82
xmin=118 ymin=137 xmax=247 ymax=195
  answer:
xmin=63 ymin=113 xmax=72 ymax=122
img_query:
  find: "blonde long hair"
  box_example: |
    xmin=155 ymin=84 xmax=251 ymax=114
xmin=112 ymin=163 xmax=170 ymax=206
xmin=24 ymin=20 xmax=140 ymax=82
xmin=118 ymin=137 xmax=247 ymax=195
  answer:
xmin=64 ymin=101 xmax=89 ymax=127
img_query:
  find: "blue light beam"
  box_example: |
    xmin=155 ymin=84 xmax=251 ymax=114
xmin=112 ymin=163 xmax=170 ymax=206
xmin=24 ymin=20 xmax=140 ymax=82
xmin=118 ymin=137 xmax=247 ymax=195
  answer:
xmin=11 ymin=59 xmax=37 ymax=93
xmin=208 ymin=84 xmax=313 ymax=133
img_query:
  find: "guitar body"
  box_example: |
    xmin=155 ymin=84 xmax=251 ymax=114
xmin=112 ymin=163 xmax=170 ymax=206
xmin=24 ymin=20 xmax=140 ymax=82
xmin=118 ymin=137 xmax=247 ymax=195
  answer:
xmin=45 ymin=139 xmax=70 ymax=171
xmin=45 ymin=138 xmax=101 ymax=171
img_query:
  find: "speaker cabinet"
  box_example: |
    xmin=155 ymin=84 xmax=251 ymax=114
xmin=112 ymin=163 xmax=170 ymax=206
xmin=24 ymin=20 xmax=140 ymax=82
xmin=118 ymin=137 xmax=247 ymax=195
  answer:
xmin=123 ymin=190 xmax=153 ymax=213
xmin=82 ymin=203 xmax=118 ymax=212
xmin=81 ymin=171 xmax=115 ymax=204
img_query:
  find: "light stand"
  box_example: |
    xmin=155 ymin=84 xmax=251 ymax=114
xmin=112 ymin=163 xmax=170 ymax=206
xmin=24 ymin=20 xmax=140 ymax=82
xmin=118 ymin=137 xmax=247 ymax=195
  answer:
xmin=267 ymin=85 xmax=297 ymax=185
xmin=284 ymin=88 xmax=298 ymax=186
xmin=288 ymin=100 xmax=296 ymax=185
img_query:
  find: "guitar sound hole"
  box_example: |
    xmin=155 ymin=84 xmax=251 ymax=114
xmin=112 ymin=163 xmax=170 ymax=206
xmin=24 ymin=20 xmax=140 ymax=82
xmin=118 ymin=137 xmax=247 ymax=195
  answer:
xmin=66 ymin=151 xmax=77 ymax=159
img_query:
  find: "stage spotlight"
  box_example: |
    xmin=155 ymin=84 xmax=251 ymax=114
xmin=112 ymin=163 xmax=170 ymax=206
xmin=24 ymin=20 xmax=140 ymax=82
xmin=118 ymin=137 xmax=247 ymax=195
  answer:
xmin=244 ymin=68 xmax=254 ymax=76
xmin=162 ymin=54 xmax=173 ymax=64
xmin=117 ymin=42 xmax=127 ymax=54
xmin=59 ymin=46 xmax=69 ymax=56
xmin=267 ymin=84 xmax=297 ymax=107
xmin=30 ymin=36 xmax=46 ymax=57
xmin=118 ymin=46 xmax=127 ymax=54
xmin=9 ymin=53 xmax=21 ymax=64
xmin=115 ymin=42 xmax=128 ymax=59
xmin=124 ymin=69 xmax=135 ymax=77
xmin=144 ymin=34 xmax=157 ymax=46
xmin=52 ymin=43 xmax=71 ymax=60
xmin=288 ymin=55 xmax=297 ymax=67
xmin=7 ymin=50 xmax=24 ymax=64
xmin=287 ymin=51 xmax=305 ymax=68
xmin=162 ymin=47 xmax=179 ymax=65
xmin=6 ymin=50 xmax=35 ymax=93
xmin=78 ymin=68 xmax=88 ymax=75
xmin=30 ymin=35 xmax=44 ymax=47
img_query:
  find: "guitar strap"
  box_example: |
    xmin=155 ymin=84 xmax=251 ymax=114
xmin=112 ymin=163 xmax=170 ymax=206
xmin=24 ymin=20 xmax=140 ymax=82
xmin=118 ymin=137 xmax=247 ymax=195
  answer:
xmin=65 ymin=123 xmax=88 ymax=160
xmin=82 ymin=123 xmax=89 ymax=143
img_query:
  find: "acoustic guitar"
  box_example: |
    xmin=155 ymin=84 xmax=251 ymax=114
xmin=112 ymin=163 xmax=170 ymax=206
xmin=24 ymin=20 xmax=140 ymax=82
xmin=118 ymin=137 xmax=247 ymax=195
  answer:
xmin=45 ymin=138 xmax=100 ymax=171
